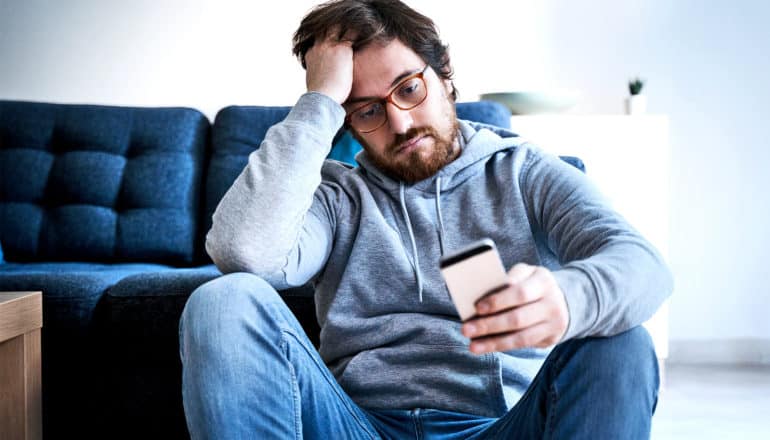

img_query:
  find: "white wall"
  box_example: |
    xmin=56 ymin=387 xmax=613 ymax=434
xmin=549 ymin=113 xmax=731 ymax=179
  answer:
xmin=528 ymin=0 xmax=770 ymax=349
xmin=0 ymin=0 xmax=320 ymax=117
xmin=2 ymin=0 xmax=769 ymax=355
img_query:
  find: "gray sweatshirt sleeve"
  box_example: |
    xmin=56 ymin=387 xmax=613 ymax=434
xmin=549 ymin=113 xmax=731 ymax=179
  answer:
xmin=520 ymin=145 xmax=673 ymax=341
xmin=205 ymin=92 xmax=345 ymax=288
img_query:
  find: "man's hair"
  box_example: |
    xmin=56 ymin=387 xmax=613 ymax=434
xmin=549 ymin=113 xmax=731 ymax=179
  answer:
xmin=292 ymin=0 xmax=457 ymax=100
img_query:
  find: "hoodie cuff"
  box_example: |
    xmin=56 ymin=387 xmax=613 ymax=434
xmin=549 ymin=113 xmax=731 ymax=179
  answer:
xmin=552 ymin=267 xmax=599 ymax=341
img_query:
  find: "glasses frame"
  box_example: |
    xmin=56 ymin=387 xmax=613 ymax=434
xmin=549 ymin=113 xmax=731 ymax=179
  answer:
xmin=345 ymin=65 xmax=430 ymax=134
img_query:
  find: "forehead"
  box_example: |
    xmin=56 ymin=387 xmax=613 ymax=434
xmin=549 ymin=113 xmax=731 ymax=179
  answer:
xmin=349 ymin=39 xmax=425 ymax=99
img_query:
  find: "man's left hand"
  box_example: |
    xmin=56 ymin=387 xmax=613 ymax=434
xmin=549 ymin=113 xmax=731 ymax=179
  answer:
xmin=461 ymin=263 xmax=570 ymax=354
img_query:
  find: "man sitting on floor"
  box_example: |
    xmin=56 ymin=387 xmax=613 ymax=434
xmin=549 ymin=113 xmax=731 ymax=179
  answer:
xmin=180 ymin=1 xmax=673 ymax=438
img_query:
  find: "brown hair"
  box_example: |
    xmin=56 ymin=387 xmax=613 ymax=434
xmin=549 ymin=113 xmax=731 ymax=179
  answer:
xmin=292 ymin=0 xmax=457 ymax=100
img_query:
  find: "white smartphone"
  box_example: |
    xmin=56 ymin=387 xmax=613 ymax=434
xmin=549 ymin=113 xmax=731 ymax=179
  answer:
xmin=439 ymin=238 xmax=509 ymax=321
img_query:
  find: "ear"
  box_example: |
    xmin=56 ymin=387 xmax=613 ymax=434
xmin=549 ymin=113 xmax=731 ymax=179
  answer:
xmin=442 ymin=78 xmax=452 ymax=94
xmin=443 ymin=79 xmax=455 ymax=100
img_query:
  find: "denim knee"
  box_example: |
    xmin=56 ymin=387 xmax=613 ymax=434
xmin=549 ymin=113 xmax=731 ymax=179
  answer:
xmin=567 ymin=326 xmax=659 ymax=394
xmin=179 ymin=272 xmax=283 ymax=360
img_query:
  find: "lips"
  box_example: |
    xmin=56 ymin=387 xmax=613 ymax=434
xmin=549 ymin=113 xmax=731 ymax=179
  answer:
xmin=395 ymin=135 xmax=427 ymax=155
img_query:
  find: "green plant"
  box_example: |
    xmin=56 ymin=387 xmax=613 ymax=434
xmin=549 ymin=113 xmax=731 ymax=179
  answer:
xmin=629 ymin=77 xmax=645 ymax=95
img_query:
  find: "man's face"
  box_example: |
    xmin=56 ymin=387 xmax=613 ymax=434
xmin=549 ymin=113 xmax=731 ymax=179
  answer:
xmin=344 ymin=39 xmax=460 ymax=183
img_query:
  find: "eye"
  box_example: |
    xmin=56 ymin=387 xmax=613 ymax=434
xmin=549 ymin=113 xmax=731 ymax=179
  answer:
xmin=397 ymin=78 xmax=422 ymax=98
xmin=354 ymin=102 xmax=384 ymax=122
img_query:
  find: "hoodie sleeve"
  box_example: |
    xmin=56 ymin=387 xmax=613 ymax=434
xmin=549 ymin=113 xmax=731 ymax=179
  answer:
xmin=520 ymin=145 xmax=673 ymax=341
xmin=205 ymin=92 xmax=344 ymax=289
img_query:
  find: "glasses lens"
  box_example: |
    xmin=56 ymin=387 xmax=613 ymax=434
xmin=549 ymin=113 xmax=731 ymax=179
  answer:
xmin=392 ymin=76 xmax=427 ymax=109
xmin=350 ymin=102 xmax=386 ymax=133
xmin=347 ymin=71 xmax=428 ymax=133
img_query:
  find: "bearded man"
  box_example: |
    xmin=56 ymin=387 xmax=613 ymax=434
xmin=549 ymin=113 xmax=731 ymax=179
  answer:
xmin=179 ymin=1 xmax=673 ymax=438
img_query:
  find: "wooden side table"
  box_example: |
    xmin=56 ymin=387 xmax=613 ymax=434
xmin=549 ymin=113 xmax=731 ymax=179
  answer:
xmin=0 ymin=291 xmax=43 ymax=440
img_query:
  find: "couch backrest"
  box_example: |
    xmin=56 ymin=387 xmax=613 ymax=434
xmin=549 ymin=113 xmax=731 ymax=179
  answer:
xmin=457 ymin=100 xmax=512 ymax=129
xmin=0 ymin=100 xmax=209 ymax=264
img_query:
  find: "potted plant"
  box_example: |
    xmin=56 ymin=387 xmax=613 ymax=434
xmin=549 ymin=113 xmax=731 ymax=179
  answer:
xmin=626 ymin=77 xmax=647 ymax=115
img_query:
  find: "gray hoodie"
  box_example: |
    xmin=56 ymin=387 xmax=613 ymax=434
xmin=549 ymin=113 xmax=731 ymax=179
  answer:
xmin=206 ymin=92 xmax=673 ymax=417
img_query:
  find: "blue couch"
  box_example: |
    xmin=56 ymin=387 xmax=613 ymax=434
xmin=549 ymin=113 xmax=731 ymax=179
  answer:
xmin=3 ymin=99 xmax=584 ymax=438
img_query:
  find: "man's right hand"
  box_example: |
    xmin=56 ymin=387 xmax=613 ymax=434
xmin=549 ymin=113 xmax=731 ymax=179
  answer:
xmin=304 ymin=35 xmax=354 ymax=105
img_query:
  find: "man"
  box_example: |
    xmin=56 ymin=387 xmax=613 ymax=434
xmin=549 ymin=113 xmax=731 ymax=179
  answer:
xmin=180 ymin=1 xmax=673 ymax=438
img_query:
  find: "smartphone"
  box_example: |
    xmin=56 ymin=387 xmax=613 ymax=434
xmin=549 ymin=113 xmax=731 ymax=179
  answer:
xmin=439 ymin=238 xmax=509 ymax=321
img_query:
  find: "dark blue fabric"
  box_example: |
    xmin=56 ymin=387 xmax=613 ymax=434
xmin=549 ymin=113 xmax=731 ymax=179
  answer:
xmin=327 ymin=130 xmax=361 ymax=164
xmin=95 ymin=264 xmax=317 ymax=439
xmin=0 ymin=100 xmax=209 ymax=264
xmin=0 ymin=261 xmax=184 ymax=436
xmin=107 ymin=265 xmax=221 ymax=299
xmin=456 ymin=100 xmax=512 ymax=129
xmin=102 ymin=264 xmax=224 ymax=356
xmin=0 ymin=261 xmax=221 ymax=438
xmin=0 ymin=261 xmax=173 ymax=327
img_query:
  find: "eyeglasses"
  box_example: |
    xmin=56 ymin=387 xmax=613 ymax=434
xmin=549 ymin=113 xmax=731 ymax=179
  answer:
xmin=345 ymin=65 xmax=429 ymax=134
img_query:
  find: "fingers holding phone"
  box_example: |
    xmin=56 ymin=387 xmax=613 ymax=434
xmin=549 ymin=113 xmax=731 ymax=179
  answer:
xmin=462 ymin=263 xmax=570 ymax=354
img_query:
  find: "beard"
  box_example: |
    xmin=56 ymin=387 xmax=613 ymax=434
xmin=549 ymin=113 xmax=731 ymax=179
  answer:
xmin=353 ymin=106 xmax=461 ymax=184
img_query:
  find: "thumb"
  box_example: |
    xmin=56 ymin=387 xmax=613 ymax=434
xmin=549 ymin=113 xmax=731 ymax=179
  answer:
xmin=507 ymin=263 xmax=536 ymax=285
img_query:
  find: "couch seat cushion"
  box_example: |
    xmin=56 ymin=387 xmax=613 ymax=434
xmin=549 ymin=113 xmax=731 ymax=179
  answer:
xmin=0 ymin=262 xmax=174 ymax=328
xmin=103 ymin=264 xmax=223 ymax=354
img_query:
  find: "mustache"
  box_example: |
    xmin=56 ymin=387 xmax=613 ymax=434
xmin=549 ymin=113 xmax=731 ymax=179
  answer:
xmin=388 ymin=127 xmax=437 ymax=153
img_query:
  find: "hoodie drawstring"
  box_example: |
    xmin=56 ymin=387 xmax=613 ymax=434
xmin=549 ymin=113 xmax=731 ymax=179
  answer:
xmin=399 ymin=182 xmax=423 ymax=302
xmin=399 ymin=178 xmax=447 ymax=303
xmin=435 ymin=177 xmax=446 ymax=256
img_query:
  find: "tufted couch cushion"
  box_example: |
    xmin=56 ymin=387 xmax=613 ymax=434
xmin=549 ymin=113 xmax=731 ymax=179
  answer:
xmin=0 ymin=101 xmax=209 ymax=264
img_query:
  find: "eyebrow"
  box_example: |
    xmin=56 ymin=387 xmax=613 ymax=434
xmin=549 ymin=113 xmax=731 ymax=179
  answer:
xmin=344 ymin=67 xmax=424 ymax=106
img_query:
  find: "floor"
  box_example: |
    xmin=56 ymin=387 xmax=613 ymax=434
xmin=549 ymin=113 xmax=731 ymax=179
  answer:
xmin=651 ymin=363 xmax=770 ymax=439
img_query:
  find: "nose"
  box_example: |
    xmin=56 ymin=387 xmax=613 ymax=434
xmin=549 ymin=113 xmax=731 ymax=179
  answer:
xmin=385 ymin=102 xmax=413 ymax=134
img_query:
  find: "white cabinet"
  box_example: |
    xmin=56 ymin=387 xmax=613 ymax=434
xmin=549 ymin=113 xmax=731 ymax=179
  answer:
xmin=510 ymin=115 xmax=671 ymax=361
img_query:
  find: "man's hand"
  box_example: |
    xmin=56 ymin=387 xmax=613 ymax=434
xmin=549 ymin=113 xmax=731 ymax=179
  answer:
xmin=304 ymin=34 xmax=354 ymax=104
xmin=461 ymin=263 xmax=570 ymax=354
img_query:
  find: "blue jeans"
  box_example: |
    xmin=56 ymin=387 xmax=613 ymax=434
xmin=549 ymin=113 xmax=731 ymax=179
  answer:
xmin=180 ymin=273 xmax=659 ymax=439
